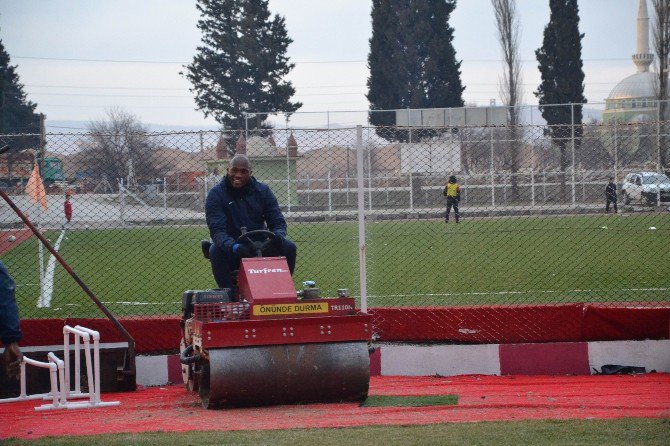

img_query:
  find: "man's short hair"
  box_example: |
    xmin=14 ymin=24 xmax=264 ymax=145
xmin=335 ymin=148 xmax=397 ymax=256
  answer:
xmin=230 ymin=154 xmax=251 ymax=169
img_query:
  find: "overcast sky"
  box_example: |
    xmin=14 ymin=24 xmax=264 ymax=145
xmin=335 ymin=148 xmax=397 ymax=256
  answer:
xmin=0 ymin=0 xmax=642 ymax=128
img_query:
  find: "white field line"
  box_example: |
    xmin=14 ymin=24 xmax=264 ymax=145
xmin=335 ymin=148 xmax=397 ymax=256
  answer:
xmin=62 ymin=301 xmax=180 ymax=307
xmin=37 ymin=229 xmax=66 ymax=308
xmin=53 ymin=287 xmax=669 ymax=309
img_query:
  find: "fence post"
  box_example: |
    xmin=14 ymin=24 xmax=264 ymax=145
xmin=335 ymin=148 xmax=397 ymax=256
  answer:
xmin=614 ymin=119 xmax=619 ymax=183
xmin=531 ymin=169 xmax=535 ymax=207
xmin=407 ymin=108 xmax=412 ymax=142
xmin=327 ymin=170 xmax=332 ymax=214
xmin=571 ymin=103 xmax=576 ymax=206
xmin=543 ymin=170 xmax=547 ymax=203
xmin=657 ymin=100 xmax=662 ymax=175
xmin=463 ymin=176 xmax=467 ymax=204
xmin=386 ymin=177 xmax=390 ymax=206
xmin=163 ymin=177 xmax=167 ymax=223
xmin=118 ymin=178 xmax=125 ymax=227
xmin=503 ymin=173 xmax=508 ymax=204
xmin=409 ymin=171 xmax=414 ymax=211
xmin=367 ymin=141 xmax=372 ymax=211
xmin=345 ymin=171 xmax=350 ymax=206
xmin=490 ymin=127 xmax=495 ymax=207
xmin=286 ymin=141 xmax=292 ymax=213
xmin=203 ymin=175 xmax=208 ymax=211
xmin=356 ymin=125 xmax=367 ymax=313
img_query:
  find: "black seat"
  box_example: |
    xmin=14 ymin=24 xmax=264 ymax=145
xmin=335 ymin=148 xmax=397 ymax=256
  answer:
xmin=200 ymin=239 xmax=241 ymax=300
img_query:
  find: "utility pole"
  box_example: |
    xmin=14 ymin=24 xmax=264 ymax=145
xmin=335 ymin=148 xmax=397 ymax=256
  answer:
xmin=38 ymin=113 xmax=46 ymax=170
xmin=0 ymin=77 xmax=5 ymax=134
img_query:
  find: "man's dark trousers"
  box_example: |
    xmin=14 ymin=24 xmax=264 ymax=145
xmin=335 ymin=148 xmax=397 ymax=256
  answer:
xmin=606 ymin=198 xmax=618 ymax=213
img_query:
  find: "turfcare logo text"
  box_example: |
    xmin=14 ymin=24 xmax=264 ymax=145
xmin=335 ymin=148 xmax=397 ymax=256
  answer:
xmin=248 ymin=268 xmax=288 ymax=274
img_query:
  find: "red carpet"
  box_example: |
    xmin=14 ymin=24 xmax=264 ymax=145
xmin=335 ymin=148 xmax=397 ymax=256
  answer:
xmin=2 ymin=374 xmax=669 ymax=440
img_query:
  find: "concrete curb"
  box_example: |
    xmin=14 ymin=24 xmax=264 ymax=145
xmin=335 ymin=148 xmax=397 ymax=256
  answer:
xmin=135 ymin=339 xmax=670 ymax=386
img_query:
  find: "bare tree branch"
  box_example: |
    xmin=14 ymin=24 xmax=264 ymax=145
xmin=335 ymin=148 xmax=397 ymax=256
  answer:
xmin=84 ymin=108 xmax=160 ymax=188
xmin=492 ymin=0 xmax=523 ymax=199
xmin=492 ymin=0 xmax=523 ymax=117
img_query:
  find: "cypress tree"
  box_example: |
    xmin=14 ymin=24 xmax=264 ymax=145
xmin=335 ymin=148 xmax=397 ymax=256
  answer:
xmin=422 ymin=0 xmax=465 ymax=110
xmin=367 ymin=0 xmax=464 ymax=141
xmin=535 ymin=0 xmax=586 ymax=199
xmin=0 ymin=35 xmax=40 ymax=135
xmin=183 ymin=0 xmax=301 ymax=137
xmin=367 ymin=0 xmax=402 ymax=135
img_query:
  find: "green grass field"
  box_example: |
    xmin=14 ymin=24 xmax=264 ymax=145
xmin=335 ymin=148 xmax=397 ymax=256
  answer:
xmin=4 ymin=419 xmax=669 ymax=445
xmin=4 ymin=213 xmax=669 ymax=319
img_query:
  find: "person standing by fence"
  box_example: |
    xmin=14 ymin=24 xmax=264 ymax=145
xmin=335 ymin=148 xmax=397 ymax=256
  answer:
xmin=605 ymin=177 xmax=618 ymax=213
xmin=443 ymin=175 xmax=461 ymax=223
xmin=64 ymin=193 xmax=73 ymax=226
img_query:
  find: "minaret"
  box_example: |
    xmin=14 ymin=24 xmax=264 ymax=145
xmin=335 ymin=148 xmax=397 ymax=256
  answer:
xmin=633 ymin=0 xmax=654 ymax=73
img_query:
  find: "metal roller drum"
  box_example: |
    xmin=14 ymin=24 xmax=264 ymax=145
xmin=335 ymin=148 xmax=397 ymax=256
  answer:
xmin=199 ymin=341 xmax=370 ymax=408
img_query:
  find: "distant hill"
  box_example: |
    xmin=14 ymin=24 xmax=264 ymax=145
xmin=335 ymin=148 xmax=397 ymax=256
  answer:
xmin=46 ymin=120 xmax=220 ymax=134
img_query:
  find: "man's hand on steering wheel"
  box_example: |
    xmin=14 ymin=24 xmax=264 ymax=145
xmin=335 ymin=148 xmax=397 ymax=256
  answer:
xmin=231 ymin=242 xmax=255 ymax=258
xmin=235 ymin=230 xmax=282 ymax=258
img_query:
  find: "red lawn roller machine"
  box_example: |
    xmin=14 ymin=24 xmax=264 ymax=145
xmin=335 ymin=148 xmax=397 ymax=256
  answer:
xmin=180 ymin=230 xmax=372 ymax=409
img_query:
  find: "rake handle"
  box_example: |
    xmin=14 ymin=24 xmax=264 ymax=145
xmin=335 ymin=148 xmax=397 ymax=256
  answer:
xmin=0 ymin=189 xmax=136 ymax=354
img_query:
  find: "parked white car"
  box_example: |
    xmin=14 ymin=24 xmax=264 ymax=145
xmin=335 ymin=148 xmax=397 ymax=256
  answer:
xmin=621 ymin=172 xmax=670 ymax=205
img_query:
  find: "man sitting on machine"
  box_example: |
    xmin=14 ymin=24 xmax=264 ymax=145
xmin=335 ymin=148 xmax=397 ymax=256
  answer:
xmin=204 ymin=154 xmax=297 ymax=294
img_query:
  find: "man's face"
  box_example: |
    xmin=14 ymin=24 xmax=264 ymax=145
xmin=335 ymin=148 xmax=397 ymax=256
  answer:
xmin=228 ymin=163 xmax=251 ymax=189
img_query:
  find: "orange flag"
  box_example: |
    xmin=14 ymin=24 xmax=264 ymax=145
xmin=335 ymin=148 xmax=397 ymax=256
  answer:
xmin=26 ymin=164 xmax=48 ymax=210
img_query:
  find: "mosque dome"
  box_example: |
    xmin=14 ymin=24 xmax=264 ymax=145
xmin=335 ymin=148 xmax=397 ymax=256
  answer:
xmin=607 ymin=72 xmax=657 ymax=100
xmin=603 ymin=1 xmax=658 ymax=123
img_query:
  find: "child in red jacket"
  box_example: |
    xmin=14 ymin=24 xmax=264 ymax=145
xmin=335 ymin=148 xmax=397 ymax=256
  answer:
xmin=64 ymin=193 xmax=73 ymax=225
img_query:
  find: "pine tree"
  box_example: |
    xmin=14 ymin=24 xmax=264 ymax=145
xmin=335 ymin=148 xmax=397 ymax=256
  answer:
xmin=367 ymin=0 xmax=464 ymax=142
xmin=0 ymin=34 xmax=40 ymax=135
xmin=535 ymin=0 xmax=586 ymax=199
xmin=183 ymin=0 xmax=301 ymax=138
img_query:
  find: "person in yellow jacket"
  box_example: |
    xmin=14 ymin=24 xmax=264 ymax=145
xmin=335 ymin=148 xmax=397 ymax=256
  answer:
xmin=442 ymin=175 xmax=461 ymax=223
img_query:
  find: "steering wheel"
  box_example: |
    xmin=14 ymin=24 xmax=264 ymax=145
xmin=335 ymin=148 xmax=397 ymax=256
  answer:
xmin=236 ymin=229 xmax=282 ymax=257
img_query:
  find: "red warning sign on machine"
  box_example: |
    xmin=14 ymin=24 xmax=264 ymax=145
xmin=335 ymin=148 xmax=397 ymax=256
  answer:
xmin=237 ymin=257 xmax=298 ymax=302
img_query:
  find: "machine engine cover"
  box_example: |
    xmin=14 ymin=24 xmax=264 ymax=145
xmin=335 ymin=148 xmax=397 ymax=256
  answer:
xmin=183 ymin=289 xmax=231 ymax=319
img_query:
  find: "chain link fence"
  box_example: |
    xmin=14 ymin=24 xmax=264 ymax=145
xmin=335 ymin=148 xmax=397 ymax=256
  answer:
xmin=1 ymin=120 xmax=669 ymax=347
